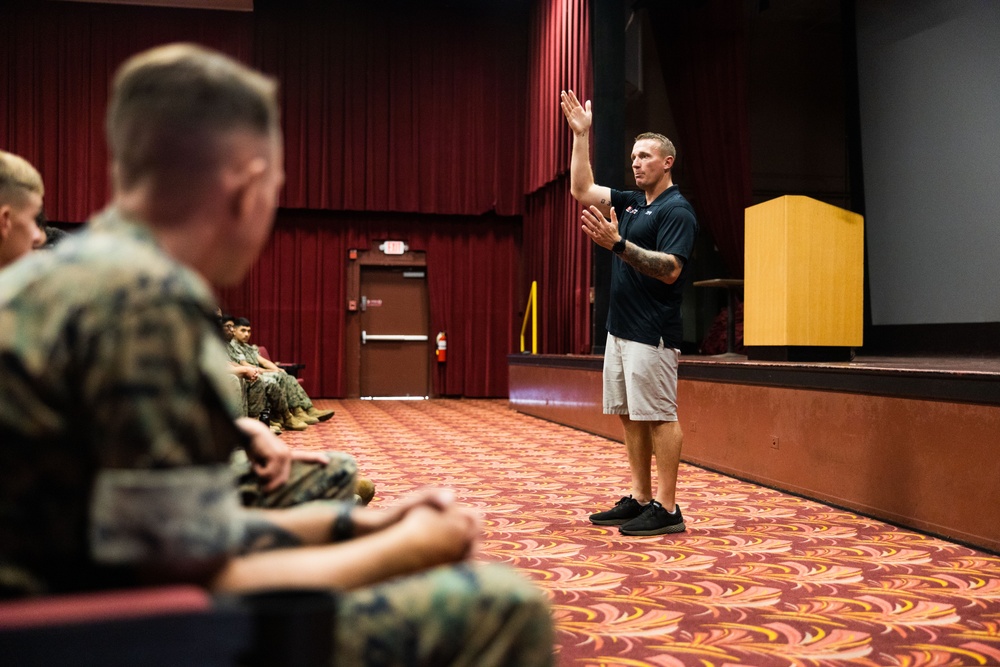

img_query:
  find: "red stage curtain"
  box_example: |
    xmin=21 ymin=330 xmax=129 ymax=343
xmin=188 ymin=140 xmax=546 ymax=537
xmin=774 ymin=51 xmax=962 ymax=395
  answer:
xmin=523 ymin=176 xmax=592 ymax=355
xmin=217 ymin=209 xmax=521 ymax=398
xmin=1 ymin=2 xmax=527 ymax=221
xmin=252 ymin=3 xmax=528 ymax=216
xmin=649 ymin=0 xmax=753 ymax=277
xmin=520 ymin=0 xmax=593 ymax=355
xmin=0 ymin=2 xmax=252 ymax=223
xmin=2 ymin=0 xmax=582 ymax=395
xmin=526 ymin=0 xmax=590 ymax=193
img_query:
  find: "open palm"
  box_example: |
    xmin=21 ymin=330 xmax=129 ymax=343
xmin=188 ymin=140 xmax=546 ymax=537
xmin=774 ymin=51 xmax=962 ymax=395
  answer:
xmin=560 ymin=89 xmax=592 ymax=135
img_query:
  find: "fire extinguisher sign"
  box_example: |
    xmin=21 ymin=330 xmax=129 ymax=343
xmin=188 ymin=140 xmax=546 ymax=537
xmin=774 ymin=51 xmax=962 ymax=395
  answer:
xmin=435 ymin=332 xmax=447 ymax=363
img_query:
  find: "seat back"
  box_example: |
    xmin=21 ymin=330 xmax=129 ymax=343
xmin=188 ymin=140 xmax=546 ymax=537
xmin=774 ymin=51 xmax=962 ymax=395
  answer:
xmin=0 ymin=586 xmax=338 ymax=667
xmin=0 ymin=586 xmax=249 ymax=667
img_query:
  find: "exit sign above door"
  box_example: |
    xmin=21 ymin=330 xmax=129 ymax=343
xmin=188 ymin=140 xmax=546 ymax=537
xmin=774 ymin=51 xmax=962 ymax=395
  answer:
xmin=380 ymin=241 xmax=408 ymax=255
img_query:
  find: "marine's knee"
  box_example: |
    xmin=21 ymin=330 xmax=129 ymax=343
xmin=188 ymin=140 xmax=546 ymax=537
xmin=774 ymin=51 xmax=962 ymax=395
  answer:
xmin=322 ymin=451 xmax=358 ymax=479
xmin=470 ymin=564 xmax=554 ymax=665
xmin=468 ymin=563 xmax=552 ymax=625
xmin=473 ymin=563 xmax=547 ymax=603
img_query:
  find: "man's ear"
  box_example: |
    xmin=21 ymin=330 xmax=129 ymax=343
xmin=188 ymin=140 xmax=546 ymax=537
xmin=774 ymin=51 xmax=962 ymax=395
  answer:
xmin=0 ymin=205 xmax=11 ymax=241
xmin=232 ymin=157 xmax=268 ymax=224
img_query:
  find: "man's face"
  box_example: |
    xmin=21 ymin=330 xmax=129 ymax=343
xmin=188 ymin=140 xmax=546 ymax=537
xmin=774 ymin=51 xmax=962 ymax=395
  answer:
xmin=0 ymin=191 xmax=44 ymax=269
xmin=235 ymin=325 xmax=251 ymax=344
xmin=219 ymin=132 xmax=285 ymax=286
xmin=34 ymin=210 xmax=48 ymax=249
xmin=222 ymin=319 xmax=235 ymax=342
xmin=630 ymin=139 xmax=673 ymax=192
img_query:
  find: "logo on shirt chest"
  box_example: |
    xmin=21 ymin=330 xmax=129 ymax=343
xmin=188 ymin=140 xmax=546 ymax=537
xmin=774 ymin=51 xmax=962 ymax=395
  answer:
xmin=623 ymin=205 xmax=652 ymax=217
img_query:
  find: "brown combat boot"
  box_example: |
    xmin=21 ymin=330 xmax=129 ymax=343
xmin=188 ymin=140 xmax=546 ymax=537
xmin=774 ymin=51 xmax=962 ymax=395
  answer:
xmin=281 ymin=409 xmax=309 ymax=431
xmin=306 ymin=406 xmax=335 ymax=422
xmin=293 ymin=406 xmax=319 ymax=425
xmin=355 ymin=478 xmax=376 ymax=506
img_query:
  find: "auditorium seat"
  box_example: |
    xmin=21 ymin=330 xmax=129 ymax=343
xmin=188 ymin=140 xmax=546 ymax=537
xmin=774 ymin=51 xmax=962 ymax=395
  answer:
xmin=0 ymin=585 xmax=247 ymax=666
xmin=257 ymin=345 xmax=305 ymax=385
xmin=0 ymin=586 xmax=337 ymax=667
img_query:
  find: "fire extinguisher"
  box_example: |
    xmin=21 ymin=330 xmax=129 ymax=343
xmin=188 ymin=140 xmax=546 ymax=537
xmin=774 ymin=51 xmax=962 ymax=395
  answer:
xmin=435 ymin=331 xmax=447 ymax=363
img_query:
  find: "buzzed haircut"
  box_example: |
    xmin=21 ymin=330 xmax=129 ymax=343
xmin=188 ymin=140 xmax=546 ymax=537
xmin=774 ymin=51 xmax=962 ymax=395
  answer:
xmin=0 ymin=150 xmax=45 ymax=206
xmin=106 ymin=43 xmax=279 ymax=194
xmin=233 ymin=317 xmax=251 ymax=328
xmin=635 ymin=132 xmax=676 ymax=159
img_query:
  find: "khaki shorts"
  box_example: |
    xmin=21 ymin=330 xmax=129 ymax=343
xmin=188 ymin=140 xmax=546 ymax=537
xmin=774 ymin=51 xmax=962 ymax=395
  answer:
xmin=603 ymin=333 xmax=679 ymax=422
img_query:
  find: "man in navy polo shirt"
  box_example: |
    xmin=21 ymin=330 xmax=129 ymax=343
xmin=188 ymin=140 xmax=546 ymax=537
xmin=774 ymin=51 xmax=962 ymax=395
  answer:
xmin=560 ymin=90 xmax=698 ymax=536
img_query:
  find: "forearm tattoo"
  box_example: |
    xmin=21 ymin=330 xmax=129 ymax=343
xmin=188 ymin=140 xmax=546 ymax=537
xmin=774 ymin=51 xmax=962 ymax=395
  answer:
xmin=620 ymin=244 xmax=680 ymax=283
xmin=239 ymin=517 xmax=303 ymax=554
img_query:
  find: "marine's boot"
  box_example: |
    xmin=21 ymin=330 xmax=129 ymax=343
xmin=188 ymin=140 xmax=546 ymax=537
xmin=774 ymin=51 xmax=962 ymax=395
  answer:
xmin=306 ymin=406 xmax=335 ymax=422
xmin=281 ymin=409 xmax=309 ymax=431
xmin=293 ymin=406 xmax=319 ymax=425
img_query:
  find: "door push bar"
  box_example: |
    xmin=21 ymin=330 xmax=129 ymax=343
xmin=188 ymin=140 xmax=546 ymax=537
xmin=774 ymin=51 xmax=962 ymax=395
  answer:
xmin=361 ymin=331 xmax=430 ymax=344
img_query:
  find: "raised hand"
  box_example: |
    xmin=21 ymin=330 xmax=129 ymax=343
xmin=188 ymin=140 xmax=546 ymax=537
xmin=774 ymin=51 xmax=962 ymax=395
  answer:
xmin=560 ymin=89 xmax=592 ymax=136
xmin=581 ymin=204 xmax=620 ymax=250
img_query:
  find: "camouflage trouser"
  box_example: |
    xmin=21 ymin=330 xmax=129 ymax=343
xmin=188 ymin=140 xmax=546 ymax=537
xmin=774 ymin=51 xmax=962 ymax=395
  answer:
xmin=336 ymin=562 xmax=554 ymax=667
xmin=231 ymin=450 xmax=358 ymax=507
xmin=272 ymin=371 xmax=313 ymax=411
xmin=246 ymin=373 xmax=289 ymax=420
xmin=227 ymin=374 xmax=249 ymax=417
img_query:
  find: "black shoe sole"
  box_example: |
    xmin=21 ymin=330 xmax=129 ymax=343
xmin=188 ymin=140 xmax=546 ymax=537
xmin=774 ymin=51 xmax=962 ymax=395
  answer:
xmin=589 ymin=517 xmax=633 ymax=526
xmin=619 ymin=522 xmax=686 ymax=536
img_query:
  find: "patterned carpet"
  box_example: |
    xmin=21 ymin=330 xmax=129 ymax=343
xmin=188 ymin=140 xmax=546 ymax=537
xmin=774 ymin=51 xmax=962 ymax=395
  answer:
xmin=287 ymin=399 xmax=1000 ymax=667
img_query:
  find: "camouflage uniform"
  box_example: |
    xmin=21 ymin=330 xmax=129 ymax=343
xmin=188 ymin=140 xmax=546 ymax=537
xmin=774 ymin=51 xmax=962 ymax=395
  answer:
xmin=337 ymin=562 xmax=554 ymax=667
xmin=230 ymin=339 xmax=315 ymax=411
xmin=0 ymin=208 xmax=554 ymax=667
xmin=0 ymin=208 xmax=355 ymax=593
xmin=231 ymin=449 xmax=358 ymax=507
xmin=228 ymin=374 xmax=250 ymax=417
xmin=226 ymin=342 xmax=288 ymax=420
xmin=224 ymin=342 xmax=360 ymax=505
xmin=0 ymin=208 xmax=248 ymax=596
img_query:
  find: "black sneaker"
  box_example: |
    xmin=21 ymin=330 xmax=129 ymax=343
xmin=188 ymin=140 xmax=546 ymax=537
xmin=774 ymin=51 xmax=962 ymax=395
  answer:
xmin=619 ymin=501 xmax=686 ymax=536
xmin=589 ymin=496 xmax=647 ymax=526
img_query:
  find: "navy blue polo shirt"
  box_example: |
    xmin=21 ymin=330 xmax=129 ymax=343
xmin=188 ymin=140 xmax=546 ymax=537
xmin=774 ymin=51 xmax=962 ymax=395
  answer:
xmin=607 ymin=186 xmax=698 ymax=348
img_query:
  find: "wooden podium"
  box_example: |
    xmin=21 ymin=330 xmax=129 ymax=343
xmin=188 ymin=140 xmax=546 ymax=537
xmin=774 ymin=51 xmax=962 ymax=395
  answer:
xmin=744 ymin=196 xmax=864 ymax=361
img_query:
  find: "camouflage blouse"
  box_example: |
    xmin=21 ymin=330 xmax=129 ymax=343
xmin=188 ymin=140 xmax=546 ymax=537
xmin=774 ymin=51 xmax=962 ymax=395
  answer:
xmin=0 ymin=207 xmax=247 ymax=598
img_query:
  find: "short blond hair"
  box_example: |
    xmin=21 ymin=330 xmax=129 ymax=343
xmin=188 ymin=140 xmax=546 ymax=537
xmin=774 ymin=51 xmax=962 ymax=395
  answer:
xmin=106 ymin=43 xmax=279 ymax=195
xmin=0 ymin=150 xmax=45 ymax=206
xmin=635 ymin=132 xmax=676 ymax=159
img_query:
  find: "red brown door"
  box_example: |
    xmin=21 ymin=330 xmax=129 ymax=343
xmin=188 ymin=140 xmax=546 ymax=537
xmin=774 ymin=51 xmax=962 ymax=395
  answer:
xmin=359 ymin=266 xmax=430 ymax=397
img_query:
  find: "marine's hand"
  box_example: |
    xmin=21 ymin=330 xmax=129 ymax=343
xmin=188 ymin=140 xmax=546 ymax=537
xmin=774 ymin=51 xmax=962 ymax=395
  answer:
xmin=350 ymin=488 xmax=458 ymax=537
xmin=560 ymin=89 xmax=592 ymax=135
xmin=398 ymin=503 xmax=480 ymax=565
xmin=231 ymin=364 xmax=259 ymax=381
xmin=581 ymin=204 xmax=620 ymax=250
xmin=238 ymin=417 xmax=292 ymax=492
xmin=290 ymin=450 xmax=331 ymax=466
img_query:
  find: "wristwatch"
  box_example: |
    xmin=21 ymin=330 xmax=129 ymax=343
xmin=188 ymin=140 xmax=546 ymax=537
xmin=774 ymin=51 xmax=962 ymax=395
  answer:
xmin=611 ymin=237 xmax=626 ymax=254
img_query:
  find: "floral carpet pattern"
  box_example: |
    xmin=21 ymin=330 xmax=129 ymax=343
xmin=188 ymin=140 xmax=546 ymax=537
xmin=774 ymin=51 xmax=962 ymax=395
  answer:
xmin=288 ymin=399 xmax=1000 ymax=667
